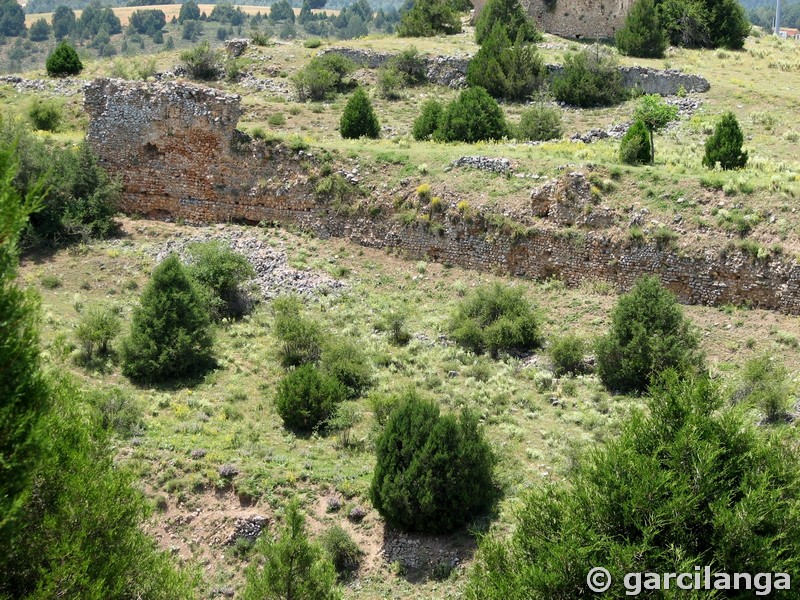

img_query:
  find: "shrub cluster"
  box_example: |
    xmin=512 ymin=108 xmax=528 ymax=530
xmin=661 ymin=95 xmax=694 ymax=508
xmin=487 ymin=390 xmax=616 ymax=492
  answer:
xmin=370 ymin=392 xmax=496 ymax=533
xmin=595 ymin=275 xmax=703 ymax=394
xmin=185 ymin=241 xmax=255 ymax=320
xmin=28 ymin=98 xmax=62 ymax=132
xmin=432 ymin=87 xmax=509 ymax=143
xmin=551 ymin=46 xmax=626 ymax=108
xmin=515 ymin=102 xmax=563 ymax=141
xmin=549 ymin=334 xmax=585 ymax=377
xmin=467 ymin=22 xmax=544 ymax=101
xmin=293 ymin=54 xmax=356 ymax=101
xmin=272 ymin=296 xmax=372 ymax=430
xmin=466 ymin=374 xmax=800 ymax=597
xmin=121 ymin=255 xmax=214 ymax=383
xmin=75 ymin=305 xmax=121 ymax=362
xmin=272 ymin=296 xmax=323 ymax=367
xmin=180 ymin=41 xmax=221 ymax=81
xmin=449 ymin=283 xmax=543 ymax=358
xmin=1 ymin=121 xmax=119 ymax=247
xmin=320 ymin=526 xmax=362 ymax=578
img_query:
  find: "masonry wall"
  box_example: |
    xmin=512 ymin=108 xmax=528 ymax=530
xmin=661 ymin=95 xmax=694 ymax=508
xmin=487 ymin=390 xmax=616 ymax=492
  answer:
xmin=473 ymin=0 xmax=634 ymax=40
xmin=85 ymin=79 xmax=800 ymax=314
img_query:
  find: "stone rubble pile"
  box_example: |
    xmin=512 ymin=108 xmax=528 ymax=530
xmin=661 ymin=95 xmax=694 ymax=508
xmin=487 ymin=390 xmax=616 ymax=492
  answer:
xmin=0 ymin=75 xmax=83 ymax=96
xmin=225 ymin=515 xmax=269 ymax=545
xmin=570 ymin=96 xmax=703 ymax=143
xmin=152 ymin=227 xmax=347 ymax=300
xmin=451 ymin=156 xmax=514 ymax=174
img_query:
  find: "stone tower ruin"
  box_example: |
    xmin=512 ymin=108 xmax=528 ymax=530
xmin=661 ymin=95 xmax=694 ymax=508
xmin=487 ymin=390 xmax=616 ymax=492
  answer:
xmin=473 ymin=0 xmax=635 ymax=40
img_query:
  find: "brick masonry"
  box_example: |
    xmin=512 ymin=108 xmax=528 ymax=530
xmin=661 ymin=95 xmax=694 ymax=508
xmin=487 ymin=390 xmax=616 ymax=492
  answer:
xmin=85 ymin=78 xmax=800 ymax=314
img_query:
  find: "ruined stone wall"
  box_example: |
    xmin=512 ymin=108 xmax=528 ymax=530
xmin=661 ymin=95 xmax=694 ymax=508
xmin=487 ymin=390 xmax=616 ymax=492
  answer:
xmin=473 ymin=0 xmax=634 ymax=40
xmin=321 ymin=47 xmax=710 ymax=95
xmin=85 ymin=78 xmax=316 ymax=223
xmin=525 ymin=0 xmax=634 ymax=39
xmin=85 ymin=79 xmax=800 ymax=314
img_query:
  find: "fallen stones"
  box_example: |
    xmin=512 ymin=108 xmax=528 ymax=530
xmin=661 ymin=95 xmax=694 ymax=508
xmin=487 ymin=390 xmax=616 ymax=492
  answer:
xmin=530 ymin=172 xmax=617 ymax=228
xmin=225 ymin=515 xmax=269 ymax=545
xmin=151 ymin=226 xmax=347 ymax=300
xmin=452 ymin=156 xmax=513 ymax=174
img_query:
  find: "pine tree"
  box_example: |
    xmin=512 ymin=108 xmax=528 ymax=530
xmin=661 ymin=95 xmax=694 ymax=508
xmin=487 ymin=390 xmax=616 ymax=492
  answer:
xmin=298 ymin=0 xmax=313 ymax=24
xmin=466 ymin=22 xmax=510 ymax=98
xmin=474 ymin=0 xmax=539 ymax=45
xmin=45 ymin=41 xmax=83 ymax=77
xmin=340 ymin=86 xmax=380 ymax=139
xmin=615 ymin=0 xmax=668 ymax=58
xmin=702 ymin=111 xmax=748 ymax=170
xmin=121 ymin=254 xmax=214 ymax=382
xmin=0 ymin=146 xmax=48 ymax=543
xmin=370 ymin=392 xmax=496 ymax=533
xmin=619 ymin=119 xmax=651 ymax=165
xmin=595 ymin=275 xmax=703 ymax=394
xmin=243 ymin=501 xmax=341 ymax=600
xmin=436 ymin=86 xmax=509 ymax=143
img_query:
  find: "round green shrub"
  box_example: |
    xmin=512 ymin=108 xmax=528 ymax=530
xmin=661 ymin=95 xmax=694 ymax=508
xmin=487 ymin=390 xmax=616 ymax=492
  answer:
xmin=320 ymin=339 xmax=372 ymax=399
xmin=615 ymin=0 xmax=667 ymax=58
xmin=28 ymin=98 xmax=62 ymax=132
xmin=45 ymin=41 xmax=83 ymax=77
xmin=549 ymin=334 xmax=585 ymax=377
xmin=121 ymin=255 xmax=214 ymax=382
xmin=619 ymin=119 xmax=651 ymax=165
xmin=595 ymin=275 xmax=703 ymax=394
xmin=702 ymin=111 xmax=748 ymax=171
xmin=436 ymin=87 xmax=508 ymax=143
xmin=275 ymin=364 xmax=346 ymax=432
xmin=340 ymin=86 xmax=380 ymax=139
xmin=551 ymin=46 xmax=626 ymax=108
xmin=370 ymin=392 xmax=496 ymax=533
xmin=449 ymin=283 xmax=542 ymax=358
xmin=465 ymin=374 xmax=800 ymax=597
xmin=515 ymin=103 xmax=563 ymax=141
xmin=320 ymin=525 xmax=362 ymax=578
xmin=412 ymin=99 xmax=443 ymax=141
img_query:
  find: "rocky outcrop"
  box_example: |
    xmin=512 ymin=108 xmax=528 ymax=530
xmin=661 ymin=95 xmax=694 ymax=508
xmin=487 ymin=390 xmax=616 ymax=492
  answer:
xmin=530 ymin=173 xmax=618 ymax=228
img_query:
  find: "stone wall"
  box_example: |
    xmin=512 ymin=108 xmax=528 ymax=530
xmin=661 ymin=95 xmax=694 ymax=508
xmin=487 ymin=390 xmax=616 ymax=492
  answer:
xmin=321 ymin=47 xmax=709 ymax=95
xmin=85 ymin=79 xmax=800 ymax=314
xmin=473 ymin=0 xmax=634 ymax=40
xmin=85 ymin=78 xmax=316 ymax=223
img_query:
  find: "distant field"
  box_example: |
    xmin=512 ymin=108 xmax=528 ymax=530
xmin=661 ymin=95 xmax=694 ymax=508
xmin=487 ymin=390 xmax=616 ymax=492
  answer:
xmin=25 ymin=4 xmax=339 ymax=26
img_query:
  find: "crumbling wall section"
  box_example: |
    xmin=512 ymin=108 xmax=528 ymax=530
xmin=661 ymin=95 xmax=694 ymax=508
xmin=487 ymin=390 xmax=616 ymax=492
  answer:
xmin=85 ymin=78 xmax=316 ymax=223
xmin=85 ymin=78 xmax=800 ymax=314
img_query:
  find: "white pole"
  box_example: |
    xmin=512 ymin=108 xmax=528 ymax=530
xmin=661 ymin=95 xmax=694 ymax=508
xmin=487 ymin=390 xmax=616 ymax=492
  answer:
xmin=775 ymin=0 xmax=782 ymax=35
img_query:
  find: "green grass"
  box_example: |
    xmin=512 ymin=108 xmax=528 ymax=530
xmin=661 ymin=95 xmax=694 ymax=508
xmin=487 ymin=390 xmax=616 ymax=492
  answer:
xmin=21 ymin=217 xmax=800 ymax=598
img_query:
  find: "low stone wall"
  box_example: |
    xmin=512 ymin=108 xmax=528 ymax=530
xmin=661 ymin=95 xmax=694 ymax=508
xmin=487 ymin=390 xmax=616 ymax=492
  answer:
xmin=321 ymin=47 xmax=710 ymax=95
xmin=85 ymin=79 xmax=800 ymax=314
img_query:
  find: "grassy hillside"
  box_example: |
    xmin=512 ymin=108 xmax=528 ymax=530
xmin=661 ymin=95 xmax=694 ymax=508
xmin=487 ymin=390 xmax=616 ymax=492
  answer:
xmin=5 ymin=11 xmax=800 ymax=599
